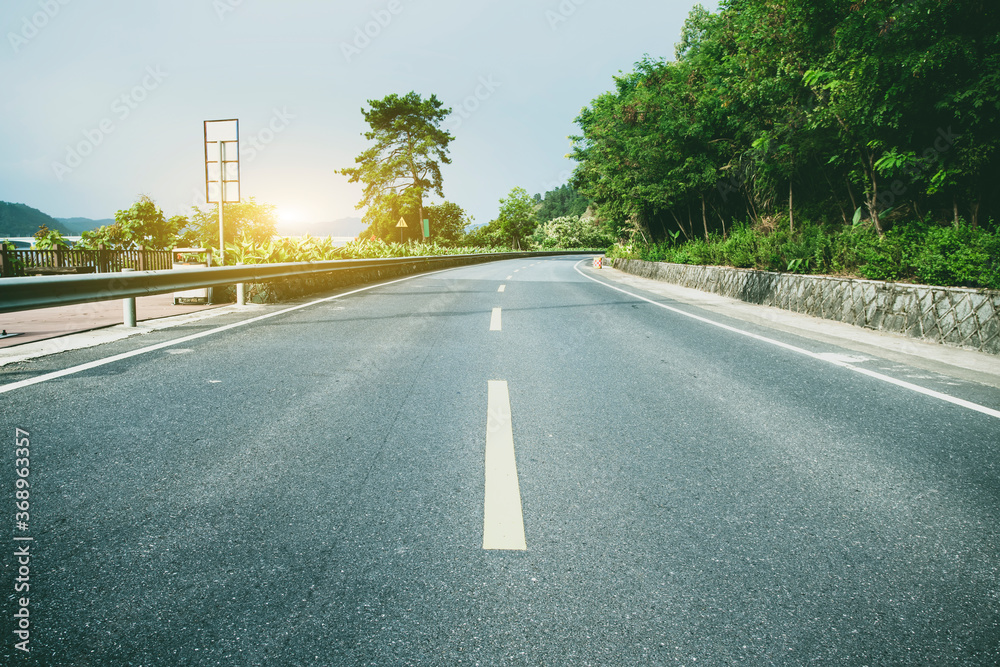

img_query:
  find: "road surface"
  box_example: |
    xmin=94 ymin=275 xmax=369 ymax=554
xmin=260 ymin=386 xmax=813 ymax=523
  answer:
xmin=2 ymin=256 xmax=999 ymax=665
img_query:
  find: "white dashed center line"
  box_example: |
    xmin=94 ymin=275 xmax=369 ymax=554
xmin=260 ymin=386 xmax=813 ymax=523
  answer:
xmin=498 ymin=285 xmax=506 ymax=292
xmin=483 ymin=380 xmax=526 ymax=550
xmin=490 ymin=307 xmax=502 ymax=331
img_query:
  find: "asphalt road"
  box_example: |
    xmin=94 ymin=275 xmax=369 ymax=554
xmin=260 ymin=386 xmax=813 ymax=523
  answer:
xmin=2 ymin=256 xmax=999 ymax=666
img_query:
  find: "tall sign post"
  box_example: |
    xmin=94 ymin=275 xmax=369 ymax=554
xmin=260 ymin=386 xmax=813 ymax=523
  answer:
xmin=396 ymin=216 xmax=407 ymax=244
xmin=204 ymin=119 xmax=241 ymax=266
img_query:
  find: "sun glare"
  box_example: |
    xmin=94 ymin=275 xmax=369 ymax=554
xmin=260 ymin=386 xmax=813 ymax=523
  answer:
xmin=277 ymin=208 xmax=301 ymax=224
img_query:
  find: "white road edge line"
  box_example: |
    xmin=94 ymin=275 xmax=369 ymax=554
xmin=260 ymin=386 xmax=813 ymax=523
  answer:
xmin=574 ymin=261 xmax=1000 ymax=421
xmin=490 ymin=307 xmax=502 ymax=331
xmin=483 ymin=380 xmax=527 ymax=550
xmin=0 ymin=268 xmax=457 ymax=395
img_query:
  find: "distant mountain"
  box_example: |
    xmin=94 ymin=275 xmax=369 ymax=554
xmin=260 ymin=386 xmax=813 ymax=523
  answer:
xmin=276 ymin=217 xmax=365 ymax=238
xmin=57 ymin=217 xmax=113 ymax=234
xmin=0 ymin=201 xmax=72 ymax=237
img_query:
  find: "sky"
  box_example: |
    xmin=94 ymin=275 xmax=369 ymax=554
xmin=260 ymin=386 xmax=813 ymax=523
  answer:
xmin=1 ymin=0 xmax=718 ymax=234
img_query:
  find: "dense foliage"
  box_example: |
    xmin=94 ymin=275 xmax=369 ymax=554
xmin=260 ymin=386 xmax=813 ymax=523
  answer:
xmin=224 ymin=234 xmax=509 ymax=265
xmin=32 ymin=225 xmax=72 ymax=249
xmin=76 ymin=195 xmax=187 ymax=250
xmin=533 ymin=184 xmax=592 ymax=223
xmin=571 ymin=0 xmax=1000 ymax=253
xmin=178 ymin=197 xmax=277 ymax=253
xmin=424 ymin=201 xmax=473 ymax=245
xmin=607 ymin=219 xmax=1000 ymax=289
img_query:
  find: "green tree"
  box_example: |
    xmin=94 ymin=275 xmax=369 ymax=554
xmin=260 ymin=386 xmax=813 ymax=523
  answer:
xmin=338 ymin=92 xmax=453 ymax=240
xmin=109 ymin=195 xmax=186 ymax=249
xmin=425 ymin=201 xmax=472 ymax=245
xmin=180 ymin=197 xmax=277 ymax=257
xmin=75 ymin=196 xmax=186 ymax=250
xmin=570 ymin=0 xmax=1000 ymax=244
xmin=495 ymin=187 xmax=538 ymax=250
xmin=32 ymin=224 xmax=71 ymax=249
xmin=534 ymin=184 xmax=592 ymax=223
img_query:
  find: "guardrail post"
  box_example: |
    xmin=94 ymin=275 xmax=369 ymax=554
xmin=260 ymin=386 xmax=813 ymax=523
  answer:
xmin=236 ymin=262 xmax=246 ymax=306
xmin=0 ymin=246 xmax=10 ymax=278
xmin=121 ymin=268 xmax=137 ymax=327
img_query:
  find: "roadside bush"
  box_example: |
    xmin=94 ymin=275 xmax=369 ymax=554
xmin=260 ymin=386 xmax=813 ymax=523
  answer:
xmin=610 ymin=217 xmax=1000 ymax=290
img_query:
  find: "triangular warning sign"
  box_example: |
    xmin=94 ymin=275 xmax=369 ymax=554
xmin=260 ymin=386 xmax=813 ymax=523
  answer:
xmin=396 ymin=217 xmax=408 ymax=228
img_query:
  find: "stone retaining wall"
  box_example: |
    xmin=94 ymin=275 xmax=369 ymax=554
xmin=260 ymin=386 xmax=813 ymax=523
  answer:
xmin=612 ymin=258 xmax=1000 ymax=356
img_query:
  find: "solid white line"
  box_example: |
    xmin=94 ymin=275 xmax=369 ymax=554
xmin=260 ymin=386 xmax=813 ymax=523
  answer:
xmin=574 ymin=261 xmax=1000 ymax=421
xmin=483 ymin=380 xmax=526 ymax=550
xmin=490 ymin=307 xmax=502 ymax=331
xmin=0 ymin=269 xmax=454 ymax=395
xmin=498 ymin=285 xmax=506 ymax=292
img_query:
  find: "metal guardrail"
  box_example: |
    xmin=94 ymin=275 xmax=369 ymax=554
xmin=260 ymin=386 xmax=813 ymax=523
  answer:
xmin=0 ymin=251 xmax=595 ymax=314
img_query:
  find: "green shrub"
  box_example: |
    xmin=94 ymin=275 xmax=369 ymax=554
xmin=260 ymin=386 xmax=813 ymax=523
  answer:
xmin=618 ymin=217 xmax=1000 ymax=290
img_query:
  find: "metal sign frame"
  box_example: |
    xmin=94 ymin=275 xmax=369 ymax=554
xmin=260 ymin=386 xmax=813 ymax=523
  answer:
xmin=204 ymin=119 xmax=241 ymax=204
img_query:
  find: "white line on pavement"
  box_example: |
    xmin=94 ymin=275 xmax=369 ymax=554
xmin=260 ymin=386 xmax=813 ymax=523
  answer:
xmin=498 ymin=285 xmax=506 ymax=292
xmin=483 ymin=380 xmax=526 ymax=550
xmin=574 ymin=261 xmax=1000 ymax=421
xmin=490 ymin=307 xmax=502 ymax=331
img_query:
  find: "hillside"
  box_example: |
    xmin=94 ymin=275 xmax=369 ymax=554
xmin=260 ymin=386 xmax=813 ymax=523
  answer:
xmin=0 ymin=201 xmax=72 ymax=237
xmin=56 ymin=217 xmax=113 ymax=234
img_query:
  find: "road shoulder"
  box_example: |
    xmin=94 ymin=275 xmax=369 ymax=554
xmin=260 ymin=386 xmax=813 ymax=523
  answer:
xmin=592 ymin=263 xmax=1000 ymax=390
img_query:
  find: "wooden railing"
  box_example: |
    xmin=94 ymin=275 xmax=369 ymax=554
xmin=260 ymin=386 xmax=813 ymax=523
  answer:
xmin=0 ymin=247 xmax=175 ymax=277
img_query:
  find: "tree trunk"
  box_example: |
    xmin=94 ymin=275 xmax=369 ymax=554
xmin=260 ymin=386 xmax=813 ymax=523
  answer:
xmin=816 ymin=157 xmax=848 ymax=225
xmin=712 ymin=202 xmax=727 ymax=238
xmin=845 ymin=179 xmax=858 ymax=214
xmin=863 ymin=149 xmax=883 ymax=236
xmin=788 ymin=180 xmax=794 ymax=233
xmin=670 ymin=210 xmax=690 ymax=241
xmin=701 ymin=195 xmax=709 ymax=241
xmin=953 ymin=199 xmax=960 ymax=228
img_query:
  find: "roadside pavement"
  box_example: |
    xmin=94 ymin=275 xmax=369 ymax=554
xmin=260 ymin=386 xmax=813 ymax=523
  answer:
xmin=0 ymin=294 xmax=222 ymax=349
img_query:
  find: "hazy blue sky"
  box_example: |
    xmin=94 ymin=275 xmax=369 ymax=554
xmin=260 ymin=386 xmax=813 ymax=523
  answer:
xmin=1 ymin=0 xmax=717 ymax=232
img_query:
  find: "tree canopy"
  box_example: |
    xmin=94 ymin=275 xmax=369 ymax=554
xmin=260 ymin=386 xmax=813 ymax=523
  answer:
xmin=179 ymin=197 xmax=278 ymax=253
xmin=570 ymin=0 xmax=1000 ymax=241
xmin=425 ymin=201 xmax=473 ymax=245
xmin=339 ymin=92 xmax=454 ymax=240
xmin=77 ymin=195 xmax=186 ymax=250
